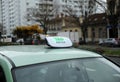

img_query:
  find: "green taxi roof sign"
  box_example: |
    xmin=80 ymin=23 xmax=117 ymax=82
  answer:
xmin=46 ymin=36 xmax=73 ymax=48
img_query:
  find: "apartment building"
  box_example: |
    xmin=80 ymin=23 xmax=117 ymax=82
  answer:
xmin=0 ymin=0 xmax=2 ymax=23
xmin=1 ymin=0 xmax=96 ymax=35
xmin=0 ymin=0 xmax=37 ymax=35
xmin=1 ymin=0 xmax=21 ymax=35
xmin=53 ymin=0 xmax=96 ymax=17
xmin=0 ymin=0 xmax=53 ymax=35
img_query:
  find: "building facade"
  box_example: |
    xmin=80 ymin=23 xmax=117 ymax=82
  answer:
xmin=1 ymin=0 xmax=39 ymax=35
xmin=47 ymin=13 xmax=108 ymax=42
xmin=53 ymin=0 xmax=96 ymax=17
xmin=47 ymin=0 xmax=97 ymax=36
xmin=1 ymin=0 xmax=20 ymax=35
xmin=0 ymin=0 xmax=54 ymax=35
xmin=0 ymin=0 xmax=2 ymax=23
xmin=0 ymin=0 xmax=97 ymax=35
xmin=86 ymin=13 xmax=107 ymax=42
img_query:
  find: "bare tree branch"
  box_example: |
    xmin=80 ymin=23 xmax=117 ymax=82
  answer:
xmin=26 ymin=1 xmax=59 ymax=34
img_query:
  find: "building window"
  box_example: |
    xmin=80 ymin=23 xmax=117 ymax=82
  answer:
xmin=36 ymin=3 xmax=39 ymax=6
xmin=92 ymin=28 xmax=95 ymax=38
xmin=65 ymin=0 xmax=67 ymax=3
xmin=27 ymin=14 xmax=30 ymax=17
xmin=26 ymin=2 xmax=29 ymax=5
xmin=49 ymin=0 xmax=53 ymax=1
xmin=85 ymin=28 xmax=88 ymax=38
xmin=99 ymin=28 xmax=102 ymax=38
xmin=75 ymin=29 xmax=78 ymax=32
xmin=27 ymin=19 xmax=30 ymax=21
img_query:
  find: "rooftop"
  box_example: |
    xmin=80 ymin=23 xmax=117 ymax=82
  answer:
xmin=87 ymin=13 xmax=107 ymax=25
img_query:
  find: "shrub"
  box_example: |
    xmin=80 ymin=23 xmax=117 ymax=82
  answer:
xmin=95 ymin=47 xmax=105 ymax=54
xmin=0 ymin=42 xmax=19 ymax=46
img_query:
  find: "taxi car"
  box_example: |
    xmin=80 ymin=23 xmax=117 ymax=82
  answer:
xmin=0 ymin=36 xmax=120 ymax=82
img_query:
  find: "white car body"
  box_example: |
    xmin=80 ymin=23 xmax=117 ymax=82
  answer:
xmin=99 ymin=38 xmax=120 ymax=46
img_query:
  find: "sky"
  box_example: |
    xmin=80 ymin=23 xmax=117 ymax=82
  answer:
xmin=96 ymin=0 xmax=107 ymax=13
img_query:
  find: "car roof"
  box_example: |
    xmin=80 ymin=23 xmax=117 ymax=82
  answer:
xmin=0 ymin=45 xmax=102 ymax=68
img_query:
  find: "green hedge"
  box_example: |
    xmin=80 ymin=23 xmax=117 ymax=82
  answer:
xmin=0 ymin=42 xmax=19 ymax=46
xmin=77 ymin=45 xmax=120 ymax=56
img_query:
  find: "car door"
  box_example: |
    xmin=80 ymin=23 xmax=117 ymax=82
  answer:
xmin=0 ymin=66 xmax=7 ymax=82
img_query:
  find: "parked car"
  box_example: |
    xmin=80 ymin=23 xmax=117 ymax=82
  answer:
xmin=24 ymin=38 xmax=33 ymax=45
xmin=16 ymin=38 xmax=24 ymax=45
xmin=32 ymin=39 xmax=40 ymax=45
xmin=99 ymin=38 xmax=120 ymax=47
xmin=0 ymin=36 xmax=120 ymax=82
xmin=24 ymin=38 xmax=40 ymax=45
xmin=0 ymin=35 xmax=12 ymax=42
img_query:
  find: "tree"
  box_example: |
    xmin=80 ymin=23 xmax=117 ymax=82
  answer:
xmin=106 ymin=0 xmax=120 ymax=38
xmin=27 ymin=0 xmax=59 ymax=34
xmin=65 ymin=0 xmax=107 ymax=43
xmin=96 ymin=0 xmax=120 ymax=38
xmin=13 ymin=25 xmax=43 ymax=39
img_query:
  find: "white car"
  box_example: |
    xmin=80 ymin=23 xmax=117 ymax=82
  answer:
xmin=16 ymin=38 xmax=24 ymax=44
xmin=99 ymin=38 xmax=120 ymax=47
xmin=0 ymin=36 xmax=120 ymax=82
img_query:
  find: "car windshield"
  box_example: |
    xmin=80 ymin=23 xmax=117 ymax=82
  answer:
xmin=12 ymin=58 xmax=120 ymax=82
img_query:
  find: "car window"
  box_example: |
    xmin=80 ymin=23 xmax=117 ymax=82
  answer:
xmin=107 ymin=38 xmax=112 ymax=41
xmin=12 ymin=58 xmax=120 ymax=82
xmin=84 ymin=58 xmax=120 ymax=82
xmin=0 ymin=66 xmax=6 ymax=82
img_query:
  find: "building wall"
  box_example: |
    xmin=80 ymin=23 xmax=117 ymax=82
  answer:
xmin=1 ymin=0 xmax=21 ymax=35
xmin=53 ymin=0 xmax=96 ymax=17
xmin=87 ymin=27 xmax=92 ymax=41
xmin=0 ymin=0 xmax=2 ymax=23
xmin=48 ymin=14 xmax=108 ymax=42
xmin=62 ymin=27 xmax=82 ymax=39
xmin=62 ymin=25 xmax=107 ymax=42
xmin=87 ymin=26 xmax=107 ymax=42
xmin=47 ymin=16 xmax=82 ymax=39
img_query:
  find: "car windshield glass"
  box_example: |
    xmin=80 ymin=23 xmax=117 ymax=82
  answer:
xmin=12 ymin=58 xmax=120 ymax=82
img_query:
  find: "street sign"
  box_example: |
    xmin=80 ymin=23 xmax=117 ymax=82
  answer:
xmin=106 ymin=25 xmax=112 ymax=29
